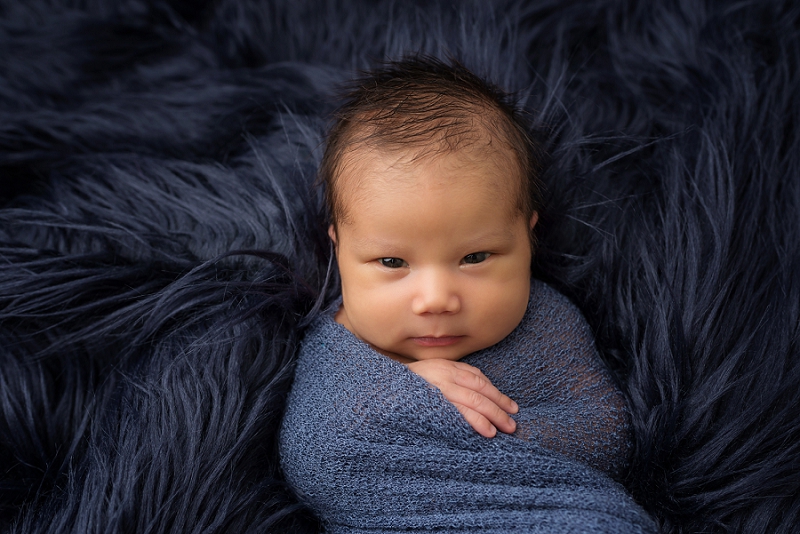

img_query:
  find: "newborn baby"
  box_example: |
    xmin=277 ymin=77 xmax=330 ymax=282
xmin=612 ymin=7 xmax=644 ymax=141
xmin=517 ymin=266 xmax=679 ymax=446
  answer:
xmin=280 ymin=56 xmax=656 ymax=533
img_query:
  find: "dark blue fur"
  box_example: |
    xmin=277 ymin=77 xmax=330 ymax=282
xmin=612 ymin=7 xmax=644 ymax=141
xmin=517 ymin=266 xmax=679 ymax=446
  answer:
xmin=1 ymin=0 xmax=798 ymax=532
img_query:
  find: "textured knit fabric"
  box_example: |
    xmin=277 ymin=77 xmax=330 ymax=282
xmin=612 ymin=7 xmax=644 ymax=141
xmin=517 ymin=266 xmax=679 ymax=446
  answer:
xmin=280 ymin=280 xmax=657 ymax=533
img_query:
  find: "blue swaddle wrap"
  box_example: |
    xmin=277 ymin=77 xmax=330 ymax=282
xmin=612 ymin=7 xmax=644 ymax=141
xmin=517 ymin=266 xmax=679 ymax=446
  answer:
xmin=280 ymin=280 xmax=657 ymax=533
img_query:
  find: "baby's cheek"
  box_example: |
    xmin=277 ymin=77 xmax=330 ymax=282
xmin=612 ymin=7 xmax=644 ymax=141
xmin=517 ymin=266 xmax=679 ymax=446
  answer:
xmin=483 ymin=286 xmax=528 ymax=344
xmin=348 ymin=298 xmax=398 ymax=347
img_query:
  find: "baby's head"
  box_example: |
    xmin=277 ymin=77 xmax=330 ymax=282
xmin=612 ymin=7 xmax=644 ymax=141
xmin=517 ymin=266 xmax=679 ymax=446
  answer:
xmin=321 ymin=57 xmax=543 ymax=362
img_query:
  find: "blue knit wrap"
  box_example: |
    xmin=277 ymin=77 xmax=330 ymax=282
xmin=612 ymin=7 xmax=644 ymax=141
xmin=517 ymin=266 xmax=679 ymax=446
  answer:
xmin=280 ymin=280 xmax=657 ymax=533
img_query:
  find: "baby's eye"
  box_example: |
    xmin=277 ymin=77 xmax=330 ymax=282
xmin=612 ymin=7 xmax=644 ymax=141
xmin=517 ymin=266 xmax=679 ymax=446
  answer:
xmin=462 ymin=252 xmax=491 ymax=264
xmin=379 ymin=257 xmax=408 ymax=269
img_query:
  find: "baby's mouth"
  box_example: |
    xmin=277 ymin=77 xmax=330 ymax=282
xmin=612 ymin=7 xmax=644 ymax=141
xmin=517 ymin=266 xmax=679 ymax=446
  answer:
xmin=410 ymin=336 xmax=464 ymax=347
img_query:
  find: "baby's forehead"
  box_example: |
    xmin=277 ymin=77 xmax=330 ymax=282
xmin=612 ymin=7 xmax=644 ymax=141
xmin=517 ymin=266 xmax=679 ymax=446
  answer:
xmin=340 ymin=140 xmax=517 ymax=184
xmin=335 ymin=142 xmax=524 ymax=218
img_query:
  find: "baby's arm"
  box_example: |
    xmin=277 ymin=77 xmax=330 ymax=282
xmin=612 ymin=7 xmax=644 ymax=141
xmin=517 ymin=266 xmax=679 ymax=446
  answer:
xmin=405 ymin=359 xmax=518 ymax=438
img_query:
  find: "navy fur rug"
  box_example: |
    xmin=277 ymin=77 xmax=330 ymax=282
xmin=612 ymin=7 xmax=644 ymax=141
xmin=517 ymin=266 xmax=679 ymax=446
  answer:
xmin=1 ymin=0 xmax=798 ymax=532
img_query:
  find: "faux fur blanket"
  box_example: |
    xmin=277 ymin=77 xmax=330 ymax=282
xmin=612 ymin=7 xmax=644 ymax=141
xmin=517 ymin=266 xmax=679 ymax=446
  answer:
xmin=2 ymin=1 xmax=799 ymax=533
xmin=281 ymin=280 xmax=657 ymax=533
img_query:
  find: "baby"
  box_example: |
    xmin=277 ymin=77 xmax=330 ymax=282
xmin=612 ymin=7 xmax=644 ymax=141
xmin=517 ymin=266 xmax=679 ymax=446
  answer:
xmin=280 ymin=57 xmax=655 ymax=533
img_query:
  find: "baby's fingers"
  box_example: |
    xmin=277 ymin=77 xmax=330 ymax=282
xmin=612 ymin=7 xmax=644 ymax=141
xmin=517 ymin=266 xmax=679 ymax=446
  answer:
xmin=404 ymin=359 xmax=518 ymax=437
xmin=451 ymin=366 xmax=519 ymax=415
xmin=444 ymin=385 xmax=517 ymax=436
xmin=452 ymin=403 xmax=503 ymax=438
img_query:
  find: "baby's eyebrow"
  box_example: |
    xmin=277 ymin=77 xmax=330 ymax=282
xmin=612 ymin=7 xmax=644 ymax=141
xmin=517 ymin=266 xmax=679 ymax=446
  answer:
xmin=348 ymin=235 xmax=405 ymax=253
xmin=460 ymin=229 xmax=518 ymax=248
xmin=349 ymin=229 xmax=517 ymax=252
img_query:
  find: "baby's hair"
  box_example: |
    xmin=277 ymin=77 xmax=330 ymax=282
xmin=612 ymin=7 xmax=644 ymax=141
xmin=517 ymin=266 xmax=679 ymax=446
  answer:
xmin=320 ymin=55 xmax=543 ymax=230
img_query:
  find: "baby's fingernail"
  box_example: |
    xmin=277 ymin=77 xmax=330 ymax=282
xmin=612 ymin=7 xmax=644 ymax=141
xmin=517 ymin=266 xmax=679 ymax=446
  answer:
xmin=510 ymin=401 xmax=519 ymax=412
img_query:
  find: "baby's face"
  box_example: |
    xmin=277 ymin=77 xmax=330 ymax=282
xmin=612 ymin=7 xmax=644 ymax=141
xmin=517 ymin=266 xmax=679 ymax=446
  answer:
xmin=330 ymin=146 xmax=536 ymax=362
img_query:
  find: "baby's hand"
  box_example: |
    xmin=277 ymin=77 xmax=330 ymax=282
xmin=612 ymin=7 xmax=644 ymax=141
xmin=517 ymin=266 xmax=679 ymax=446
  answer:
xmin=405 ymin=359 xmax=518 ymax=438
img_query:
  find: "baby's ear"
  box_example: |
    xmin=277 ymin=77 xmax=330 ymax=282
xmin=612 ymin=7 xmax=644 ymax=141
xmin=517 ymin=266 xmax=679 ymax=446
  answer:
xmin=529 ymin=212 xmax=539 ymax=231
xmin=328 ymin=224 xmax=337 ymax=245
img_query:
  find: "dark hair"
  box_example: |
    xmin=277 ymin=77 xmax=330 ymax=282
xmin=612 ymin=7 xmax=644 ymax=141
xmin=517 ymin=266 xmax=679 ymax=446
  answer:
xmin=320 ymin=55 xmax=543 ymax=230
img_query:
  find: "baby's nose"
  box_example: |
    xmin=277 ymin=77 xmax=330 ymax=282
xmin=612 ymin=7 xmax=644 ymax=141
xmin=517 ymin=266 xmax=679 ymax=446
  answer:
xmin=411 ymin=272 xmax=461 ymax=315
